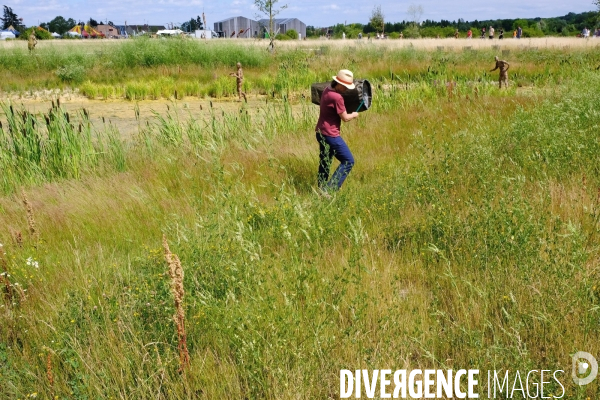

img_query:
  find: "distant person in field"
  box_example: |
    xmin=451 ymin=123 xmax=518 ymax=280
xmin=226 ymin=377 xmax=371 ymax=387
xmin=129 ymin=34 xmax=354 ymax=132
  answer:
xmin=489 ymin=26 xmax=495 ymax=39
xmin=582 ymin=27 xmax=590 ymax=38
xmin=454 ymin=29 xmax=459 ymax=38
xmin=513 ymin=29 xmax=517 ymax=38
xmin=480 ymin=27 xmax=486 ymax=39
xmin=467 ymin=29 xmax=472 ymax=39
xmin=229 ymin=62 xmax=247 ymax=102
xmin=399 ymin=31 xmax=404 ymax=39
xmin=517 ymin=26 xmax=522 ymax=38
xmin=499 ymin=28 xmax=504 ymax=39
xmin=28 ymin=32 xmax=37 ymax=52
xmin=315 ymin=69 xmax=360 ymax=196
xmin=491 ymin=56 xmax=510 ymax=89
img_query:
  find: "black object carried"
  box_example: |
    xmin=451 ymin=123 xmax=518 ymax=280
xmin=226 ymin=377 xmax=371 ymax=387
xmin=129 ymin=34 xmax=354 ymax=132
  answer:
xmin=311 ymin=79 xmax=372 ymax=113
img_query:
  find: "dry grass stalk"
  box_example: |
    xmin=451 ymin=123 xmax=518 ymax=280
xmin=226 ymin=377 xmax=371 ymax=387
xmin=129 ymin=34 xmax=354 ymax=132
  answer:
xmin=162 ymin=235 xmax=190 ymax=372
xmin=14 ymin=231 xmax=22 ymax=247
xmin=0 ymin=245 xmax=13 ymax=304
xmin=46 ymin=352 xmax=54 ymax=388
xmin=21 ymin=190 xmax=39 ymax=243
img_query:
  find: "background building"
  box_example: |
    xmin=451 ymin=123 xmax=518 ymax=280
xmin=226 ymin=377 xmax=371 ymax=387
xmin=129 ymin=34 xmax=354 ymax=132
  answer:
xmin=113 ymin=24 xmax=165 ymax=37
xmin=213 ymin=16 xmax=260 ymax=38
xmin=96 ymin=24 xmax=120 ymax=38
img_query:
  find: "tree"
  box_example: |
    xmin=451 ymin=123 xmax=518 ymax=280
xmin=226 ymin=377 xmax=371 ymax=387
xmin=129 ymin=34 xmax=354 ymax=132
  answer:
xmin=46 ymin=16 xmax=76 ymax=34
xmin=406 ymin=4 xmax=424 ymax=38
xmin=370 ymin=5 xmax=384 ymax=34
xmin=254 ymin=0 xmax=288 ymax=50
xmin=407 ymin=4 xmax=424 ymax=25
xmin=88 ymin=18 xmax=98 ymax=27
xmin=1 ymin=6 xmax=21 ymax=30
xmin=181 ymin=15 xmax=203 ymax=33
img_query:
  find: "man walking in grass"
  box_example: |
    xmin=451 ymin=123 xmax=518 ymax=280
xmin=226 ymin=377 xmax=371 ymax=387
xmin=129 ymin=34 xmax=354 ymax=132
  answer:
xmin=229 ymin=62 xmax=247 ymax=102
xmin=490 ymin=56 xmax=510 ymax=89
xmin=28 ymin=32 xmax=37 ymax=53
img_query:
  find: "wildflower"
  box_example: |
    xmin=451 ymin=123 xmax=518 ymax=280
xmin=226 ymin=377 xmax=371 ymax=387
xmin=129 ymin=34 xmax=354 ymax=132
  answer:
xmin=26 ymin=257 xmax=39 ymax=269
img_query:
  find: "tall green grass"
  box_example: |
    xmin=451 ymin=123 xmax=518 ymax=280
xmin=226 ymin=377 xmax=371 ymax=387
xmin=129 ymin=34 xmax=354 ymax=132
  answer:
xmin=1 ymin=51 xmax=600 ymax=399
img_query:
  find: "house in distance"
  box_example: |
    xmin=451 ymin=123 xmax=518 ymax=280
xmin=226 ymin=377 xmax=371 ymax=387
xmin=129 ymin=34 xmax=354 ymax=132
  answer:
xmin=214 ymin=16 xmax=306 ymax=39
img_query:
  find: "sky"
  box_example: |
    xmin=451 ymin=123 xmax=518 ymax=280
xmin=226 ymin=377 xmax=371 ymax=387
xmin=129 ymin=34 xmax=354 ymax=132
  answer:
xmin=10 ymin=0 xmax=597 ymax=28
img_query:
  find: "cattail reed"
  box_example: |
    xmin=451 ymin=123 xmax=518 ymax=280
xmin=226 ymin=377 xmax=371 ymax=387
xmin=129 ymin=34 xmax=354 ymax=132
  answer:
xmin=22 ymin=190 xmax=39 ymax=243
xmin=162 ymin=235 xmax=190 ymax=372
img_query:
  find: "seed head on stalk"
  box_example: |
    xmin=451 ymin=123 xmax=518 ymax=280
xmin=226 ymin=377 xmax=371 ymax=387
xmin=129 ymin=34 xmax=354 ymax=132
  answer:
xmin=21 ymin=189 xmax=39 ymax=244
xmin=162 ymin=235 xmax=190 ymax=372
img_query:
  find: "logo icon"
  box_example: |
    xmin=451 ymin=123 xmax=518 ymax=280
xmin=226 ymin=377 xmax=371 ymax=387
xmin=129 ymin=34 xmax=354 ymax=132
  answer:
xmin=572 ymin=351 xmax=598 ymax=386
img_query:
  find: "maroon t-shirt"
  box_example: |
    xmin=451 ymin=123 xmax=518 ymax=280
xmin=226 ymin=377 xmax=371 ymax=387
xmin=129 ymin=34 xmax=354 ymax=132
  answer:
xmin=315 ymin=86 xmax=346 ymax=137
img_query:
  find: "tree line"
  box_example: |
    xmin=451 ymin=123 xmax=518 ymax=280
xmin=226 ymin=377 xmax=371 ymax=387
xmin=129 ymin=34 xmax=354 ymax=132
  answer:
xmin=306 ymin=10 xmax=599 ymax=39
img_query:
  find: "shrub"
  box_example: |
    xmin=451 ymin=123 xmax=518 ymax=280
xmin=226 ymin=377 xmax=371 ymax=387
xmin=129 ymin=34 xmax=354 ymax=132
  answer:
xmin=404 ymin=24 xmax=421 ymax=38
xmin=55 ymin=64 xmax=86 ymax=83
xmin=522 ymin=27 xmax=545 ymax=38
xmin=286 ymin=29 xmax=298 ymax=40
xmin=21 ymin=27 xmax=53 ymax=40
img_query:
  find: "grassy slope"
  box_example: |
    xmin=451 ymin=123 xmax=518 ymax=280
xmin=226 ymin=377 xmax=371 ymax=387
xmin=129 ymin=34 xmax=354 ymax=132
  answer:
xmin=1 ymin=47 xmax=600 ymax=399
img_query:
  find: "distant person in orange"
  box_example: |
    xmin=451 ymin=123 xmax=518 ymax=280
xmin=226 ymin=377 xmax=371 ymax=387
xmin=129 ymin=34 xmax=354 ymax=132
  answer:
xmin=229 ymin=62 xmax=247 ymax=102
xmin=513 ymin=29 xmax=517 ymax=38
xmin=490 ymin=56 xmax=510 ymax=89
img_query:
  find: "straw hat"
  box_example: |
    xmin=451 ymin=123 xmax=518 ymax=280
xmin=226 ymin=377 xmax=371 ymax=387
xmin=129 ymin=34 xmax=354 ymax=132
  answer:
xmin=333 ymin=69 xmax=355 ymax=89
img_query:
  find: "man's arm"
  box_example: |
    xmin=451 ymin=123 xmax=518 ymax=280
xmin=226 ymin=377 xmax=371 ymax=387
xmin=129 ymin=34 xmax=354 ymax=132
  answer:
xmin=339 ymin=110 xmax=359 ymax=122
xmin=490 ymin=64 xmax=498 ymax=72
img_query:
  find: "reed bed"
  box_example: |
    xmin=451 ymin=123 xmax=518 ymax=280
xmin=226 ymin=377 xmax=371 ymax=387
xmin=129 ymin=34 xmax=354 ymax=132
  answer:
xmin=0 ymin=38 xmax=598 ymax=100
xmin=0 ymin=100 xmax=126 ymax=193
xmin=0 ymin=46 xmax=599 ymax=399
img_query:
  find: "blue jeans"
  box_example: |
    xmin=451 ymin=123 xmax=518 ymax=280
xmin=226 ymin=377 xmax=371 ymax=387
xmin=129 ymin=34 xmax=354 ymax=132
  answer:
xmin=316 ymin=132 xmax=355 ymax=190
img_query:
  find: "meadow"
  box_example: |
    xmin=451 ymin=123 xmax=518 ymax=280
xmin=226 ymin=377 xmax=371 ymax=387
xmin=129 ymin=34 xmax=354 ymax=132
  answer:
xmin=1 ymin=38 xmax=600 ymax=399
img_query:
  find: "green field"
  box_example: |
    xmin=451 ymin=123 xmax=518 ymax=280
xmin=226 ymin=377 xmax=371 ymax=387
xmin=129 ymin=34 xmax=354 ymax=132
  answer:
xmin=1 ymin=39 xmax=600 ymax=399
